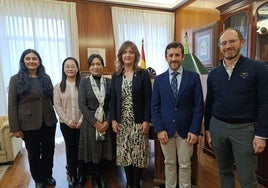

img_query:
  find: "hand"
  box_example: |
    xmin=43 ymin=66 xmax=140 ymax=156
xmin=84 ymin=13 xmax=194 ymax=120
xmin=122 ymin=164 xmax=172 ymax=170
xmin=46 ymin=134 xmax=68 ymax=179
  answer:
xmin=187 ymin=132 xmax=199 ymax=145
xmin=157 ymin=131 xmax=168 ymax=144
xmin=112 ymin=120 xmax=119 ymax=134
xmin=69 ymin=121 xmax=77 ymax=129
xmin=94 ymin=121 xmax=103 ymax=131
xmin=99 ymin=121 xmax=109 ymax=133
xmin=253 ymin=137 xmax=266 ymax=154
xmin=75 ymin=122 xmax=82 ymax=129
xmin=141 ymin=121 xmax=150 ymax=135
xmin=12 ymin=131 xmax=24 ymax=138
xmin=205 ymin=131 xmax=213 ymax=149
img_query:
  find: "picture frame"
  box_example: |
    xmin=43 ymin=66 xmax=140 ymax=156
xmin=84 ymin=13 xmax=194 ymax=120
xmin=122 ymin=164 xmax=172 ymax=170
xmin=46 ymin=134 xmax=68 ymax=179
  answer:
xmin=193 ymin=21 xmax=219 ymax=69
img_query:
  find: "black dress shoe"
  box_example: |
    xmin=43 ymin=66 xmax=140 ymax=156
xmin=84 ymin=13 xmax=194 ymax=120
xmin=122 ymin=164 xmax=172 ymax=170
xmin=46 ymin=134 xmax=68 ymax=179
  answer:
xmin=35 ymin=182 xmax=45 ymax=188
xmin=100 ymin=174 xmax=108 ymax=188
xmin=46 ymin=176 xmax=56 ymax=186
xmin=68 ymin=176 xmax=77 ymax=188
xmin=77 ymin=176 xmax=86 ymax=187
xmin=92 ymin=175 xmax=102 ymax=188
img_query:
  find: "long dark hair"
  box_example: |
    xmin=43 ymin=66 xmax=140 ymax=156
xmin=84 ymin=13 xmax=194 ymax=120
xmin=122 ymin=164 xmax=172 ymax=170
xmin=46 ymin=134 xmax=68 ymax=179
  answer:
xmin=17 ymin=49 xmax=53 ymax=97
xmin=60 ymin=57 xmax=81 ymax=92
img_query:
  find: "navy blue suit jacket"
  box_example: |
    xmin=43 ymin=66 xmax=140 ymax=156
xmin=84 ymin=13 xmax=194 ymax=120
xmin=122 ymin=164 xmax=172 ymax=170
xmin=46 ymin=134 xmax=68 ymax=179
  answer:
xmin=151 ymin=69 xmax=204 ymax=138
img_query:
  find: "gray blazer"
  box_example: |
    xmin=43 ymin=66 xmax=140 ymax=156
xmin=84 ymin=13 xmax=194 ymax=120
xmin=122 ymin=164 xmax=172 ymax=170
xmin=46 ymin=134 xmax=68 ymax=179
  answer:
xmin=8 ymin=74 xmax=57 ymax=132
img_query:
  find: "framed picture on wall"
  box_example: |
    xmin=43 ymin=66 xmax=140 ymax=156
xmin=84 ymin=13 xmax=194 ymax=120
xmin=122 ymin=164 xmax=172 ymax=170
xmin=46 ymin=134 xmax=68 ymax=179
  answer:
xmin=193 ymin=21 xmax=218 ymax=69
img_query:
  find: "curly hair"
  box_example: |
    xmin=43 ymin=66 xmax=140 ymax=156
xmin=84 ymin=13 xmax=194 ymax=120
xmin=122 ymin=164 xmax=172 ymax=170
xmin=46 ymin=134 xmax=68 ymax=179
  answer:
xmin=17 ymin=49 xmax=53 ymax=97
xmin=116 ymin=40 xmax=141 ymax=74
xmin=60 ymin=57 xmax=81 ymax=93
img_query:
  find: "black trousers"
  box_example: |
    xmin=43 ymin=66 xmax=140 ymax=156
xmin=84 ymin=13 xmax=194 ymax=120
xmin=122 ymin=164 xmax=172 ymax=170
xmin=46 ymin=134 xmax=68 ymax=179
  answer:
xmin=22 ymin=123 xmax=56 ymax=182
xmin=78 ymin=159 xmax=110 ymax=177
xmin=60 ymin=123 xmax=80 ymax=176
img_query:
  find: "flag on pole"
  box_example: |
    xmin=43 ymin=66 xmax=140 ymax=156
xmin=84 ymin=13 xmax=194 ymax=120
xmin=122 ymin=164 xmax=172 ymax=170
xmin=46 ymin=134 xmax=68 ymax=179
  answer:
xmin=141 ymin=39 xmax=146 ymax=69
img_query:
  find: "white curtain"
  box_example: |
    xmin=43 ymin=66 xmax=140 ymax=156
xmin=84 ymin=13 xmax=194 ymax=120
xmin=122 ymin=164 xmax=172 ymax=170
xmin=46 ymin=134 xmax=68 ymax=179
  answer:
xmin=0 ymin=0 xmax=79 ymax=115
xmin=111 ymin=7 xmax=175 ymax=75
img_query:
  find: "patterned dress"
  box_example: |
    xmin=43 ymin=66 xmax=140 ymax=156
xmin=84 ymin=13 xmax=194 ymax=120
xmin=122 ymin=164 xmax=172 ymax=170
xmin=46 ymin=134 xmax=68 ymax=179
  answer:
xmin=116 ymin=76 xmax=149 ymax=168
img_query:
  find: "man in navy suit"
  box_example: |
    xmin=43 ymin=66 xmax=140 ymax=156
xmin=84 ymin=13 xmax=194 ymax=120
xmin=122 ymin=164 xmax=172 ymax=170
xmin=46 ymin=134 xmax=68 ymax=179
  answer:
xmin=151 ymin=42 xmax=204 ymax=188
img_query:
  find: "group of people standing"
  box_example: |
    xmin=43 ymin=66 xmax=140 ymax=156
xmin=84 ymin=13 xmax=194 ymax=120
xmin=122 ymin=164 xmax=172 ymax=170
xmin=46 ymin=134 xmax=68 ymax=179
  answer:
xmin=7 ymin=27 xmax=268 ymax=188
xmin=7 ymin=40 xmax=151 ymax=188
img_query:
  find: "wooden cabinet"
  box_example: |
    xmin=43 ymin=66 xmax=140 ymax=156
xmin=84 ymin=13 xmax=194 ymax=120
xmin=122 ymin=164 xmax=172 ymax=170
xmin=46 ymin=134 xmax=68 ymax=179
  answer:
xmin=256 ymin=145 xmax=268 ymax=186
xmin=255 ymin=2 xmax=268 ymax=64
xmin=203 ymin=0 xmax=268 ymax=186
xmin=212 ymin=0 xmax=268 ymax=63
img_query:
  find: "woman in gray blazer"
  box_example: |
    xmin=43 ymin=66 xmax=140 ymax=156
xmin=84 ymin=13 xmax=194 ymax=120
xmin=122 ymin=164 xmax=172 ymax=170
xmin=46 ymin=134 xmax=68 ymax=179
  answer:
xmin=8 ymin=49 xmax=57 ymax=188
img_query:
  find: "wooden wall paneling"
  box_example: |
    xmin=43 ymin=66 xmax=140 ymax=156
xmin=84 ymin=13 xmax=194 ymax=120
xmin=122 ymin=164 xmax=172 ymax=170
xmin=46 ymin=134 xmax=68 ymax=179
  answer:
xmin=59 ymin=0 xmax=223 ymax=73
xmin=175 ymin=7 xmax=220 ymax=55
xmin=76 ymin=2 xmax=116 ymax=74
xmin=60 ymin=0 xmax=172 ymax=75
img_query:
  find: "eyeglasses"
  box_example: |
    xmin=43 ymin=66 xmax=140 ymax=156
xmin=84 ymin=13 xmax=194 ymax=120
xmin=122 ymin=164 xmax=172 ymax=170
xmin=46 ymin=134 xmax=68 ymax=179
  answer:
xmin=218 ymin=39 xmax=240 ymax=47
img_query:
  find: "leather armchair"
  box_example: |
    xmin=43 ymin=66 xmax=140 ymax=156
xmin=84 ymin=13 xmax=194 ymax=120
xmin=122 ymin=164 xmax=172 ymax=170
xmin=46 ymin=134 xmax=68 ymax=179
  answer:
xmin=0 ymin=116 xmax=22 ymax=163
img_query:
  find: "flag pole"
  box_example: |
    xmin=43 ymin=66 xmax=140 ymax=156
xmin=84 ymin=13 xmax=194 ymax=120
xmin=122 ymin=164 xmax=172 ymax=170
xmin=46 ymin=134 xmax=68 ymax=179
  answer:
xmin=141 ymin=38 xmax=146 ymax=69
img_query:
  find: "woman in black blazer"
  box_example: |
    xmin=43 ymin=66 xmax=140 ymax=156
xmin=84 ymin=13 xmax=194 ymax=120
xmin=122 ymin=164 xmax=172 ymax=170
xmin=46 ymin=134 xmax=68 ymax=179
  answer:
xmin=8 ymin=49 xmax=57 ymax=188
xmin=110 ymin=41 xmax=152 ymax=188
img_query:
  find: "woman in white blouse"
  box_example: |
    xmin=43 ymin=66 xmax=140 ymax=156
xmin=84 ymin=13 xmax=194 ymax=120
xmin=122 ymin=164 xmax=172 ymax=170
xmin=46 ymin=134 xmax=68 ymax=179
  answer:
xmin=53 ymin=57 xmax=83 ymax=188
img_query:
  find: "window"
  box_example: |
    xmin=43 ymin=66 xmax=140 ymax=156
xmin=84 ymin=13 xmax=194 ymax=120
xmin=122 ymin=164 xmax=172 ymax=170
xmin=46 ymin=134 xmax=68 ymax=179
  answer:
xmin=111 ymin=7 xmax=175 ymax=75
xmin=0 ymin=0 xmax=79 ymax=115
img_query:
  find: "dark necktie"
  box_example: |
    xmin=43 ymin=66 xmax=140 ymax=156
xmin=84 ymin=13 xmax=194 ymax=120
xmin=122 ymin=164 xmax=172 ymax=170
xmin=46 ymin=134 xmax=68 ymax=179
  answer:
xmin=171 ymin=72 xmax=179 ymax=98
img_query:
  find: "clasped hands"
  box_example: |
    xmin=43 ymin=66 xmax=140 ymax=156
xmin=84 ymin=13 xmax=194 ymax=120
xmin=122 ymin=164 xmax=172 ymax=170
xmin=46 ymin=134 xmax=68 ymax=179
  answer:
xmin=111 ymin=120 xmax=150 ymax=135
xmin=69 ymin=121 xmax=81 ymax=129
xmin=94 ymin=121 xmax=109 ymax=133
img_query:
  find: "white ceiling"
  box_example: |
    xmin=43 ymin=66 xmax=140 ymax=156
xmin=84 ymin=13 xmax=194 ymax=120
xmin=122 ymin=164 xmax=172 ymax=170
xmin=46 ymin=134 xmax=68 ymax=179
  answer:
xmin=189 ymin=0 xmax=231 ymax=9
xmin=89 ymin=0 xmax=232 ymax=10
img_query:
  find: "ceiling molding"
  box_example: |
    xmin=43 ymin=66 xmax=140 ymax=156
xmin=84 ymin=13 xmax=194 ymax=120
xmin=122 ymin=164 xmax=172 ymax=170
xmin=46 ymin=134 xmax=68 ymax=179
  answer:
xmin=86 ymin=0 xmax=232 ymax=10
xmin=87 ymin=0 xmax=189 ymax=10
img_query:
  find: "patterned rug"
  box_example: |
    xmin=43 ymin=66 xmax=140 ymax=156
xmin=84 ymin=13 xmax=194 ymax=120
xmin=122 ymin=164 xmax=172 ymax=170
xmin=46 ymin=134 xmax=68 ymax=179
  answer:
xmin=0 ymin=164 xmax=10 ymax=181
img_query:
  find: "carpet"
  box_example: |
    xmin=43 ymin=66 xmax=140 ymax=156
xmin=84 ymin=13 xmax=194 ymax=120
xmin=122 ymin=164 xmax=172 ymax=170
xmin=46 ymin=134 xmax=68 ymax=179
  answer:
xmin=0 ymin=164 xmax=10 ymax=181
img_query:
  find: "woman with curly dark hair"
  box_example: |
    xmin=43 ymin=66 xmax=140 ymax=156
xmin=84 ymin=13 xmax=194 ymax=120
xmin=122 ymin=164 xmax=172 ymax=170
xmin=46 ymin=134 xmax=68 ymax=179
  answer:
xmin=8 ymin=49 xmax=58 ymax=188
